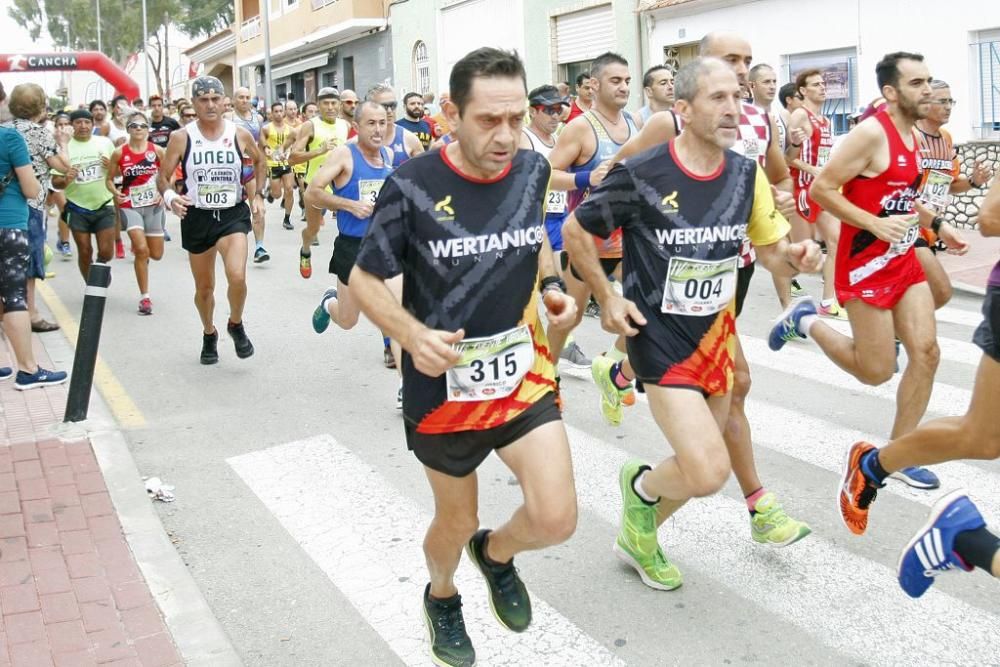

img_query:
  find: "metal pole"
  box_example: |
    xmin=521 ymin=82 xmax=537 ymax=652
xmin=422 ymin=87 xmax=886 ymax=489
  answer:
xmin=96 ymin=0 xmax=102 ymax=53
xmin=64 ymin=263 xmax=112 ymax=422
xmin=261 ymin=0 xmax=273 ymax=105
xmin=142 ymin=0 xmax=150 ymax=99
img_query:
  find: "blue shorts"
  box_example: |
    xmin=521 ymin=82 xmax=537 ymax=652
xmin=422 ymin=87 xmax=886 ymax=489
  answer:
xmin=27 ymin=206 xmax=46 ymax=280
xmin=545 ymin=214 xmax=565 ymax=251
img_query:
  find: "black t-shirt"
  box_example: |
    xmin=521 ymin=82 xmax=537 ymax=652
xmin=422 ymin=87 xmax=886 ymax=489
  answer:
xmin=149 ymin=116 xmax=181 ymax=148
xmin=396 ymin=118 xmax=432 ymax=150
xmin=355 ymin=148 xmax=557 ymax=433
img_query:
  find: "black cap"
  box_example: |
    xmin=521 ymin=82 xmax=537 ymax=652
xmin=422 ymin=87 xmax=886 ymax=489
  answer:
xmin=192 ymin=76 xmax=225 ymax=98
xmin=69 ymin=109 xmax=93 ymax=122
xmin=528 ymin=85 xmax=570 ymax=108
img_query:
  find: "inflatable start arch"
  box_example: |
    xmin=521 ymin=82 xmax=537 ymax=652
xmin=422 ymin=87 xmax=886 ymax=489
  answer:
xmin=0 ymin=51 xmax=140 ymax=100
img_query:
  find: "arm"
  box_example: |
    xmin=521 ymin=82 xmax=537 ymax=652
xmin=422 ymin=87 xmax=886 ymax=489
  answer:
xmin=613 ymin=110 xmax=676 ymax=165
xmin=157 ymin=129 xmax=191 ymax=217
xmin=13 ymin=164 xmax=40 ymax=202
xmin=236 ymin=127 xmax=265 ymax=218
xmin=547 ymin=120 xmax=598 ymax=191
xmin=977 ymin=172 xmax=1000 ymax=237
xmin=783 ymin=109 xmax=816 ymax=176
xmin=404 ymin=129 xmax=425 ymax=157
xmin=748 ymin=166 xmax=823 ymax=277
xmin=764 ymin=114 xmax=793 ymax=188
xmin=303 ymin=147 xmax=371 ymax=218
xmin=105 ymin=148 xmax=125 ymax=203
xmin=288 ymin=122 xmax=326 ymax=167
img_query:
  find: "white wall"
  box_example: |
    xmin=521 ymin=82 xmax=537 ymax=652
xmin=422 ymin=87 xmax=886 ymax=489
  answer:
xmin=647 ymin=0 xmax=1000 ymax=143
xmin=437 ymin=0 xmax=525 ymax=86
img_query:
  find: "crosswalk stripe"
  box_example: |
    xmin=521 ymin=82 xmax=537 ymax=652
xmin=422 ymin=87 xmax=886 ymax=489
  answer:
xmin=818 ymin=318 xmax=983 ymax=367
xmin=227 ymin=435 xmax=626 ymax=667
xmin=560 ymin=424 xmax=1000 ymax=663
xmin=936 ymin=305 xmax=984 ymax=328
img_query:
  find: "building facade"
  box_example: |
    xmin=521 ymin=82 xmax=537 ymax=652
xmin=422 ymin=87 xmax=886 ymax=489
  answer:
xmin=390 ymin=0 xmax=647 ymax=108
xmin=641 ymin=0 xmax=1000 ymax=143
xmin=184 ymin=27 xmax=238 ymax=98
xmin=235 ymin=0 xmax=392 ymax=104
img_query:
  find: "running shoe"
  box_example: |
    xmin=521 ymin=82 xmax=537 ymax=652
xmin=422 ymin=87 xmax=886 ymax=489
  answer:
xmin=584 ymin=297 xmax=601 ymax=318
xmin=898 ymin=489 xmax=981 ymax=598
xmin=138 ymin=298 xmax=153 ymax=316
xmin=201 ymin=330 xmax=219 ymax=365
xmin=266 ymin=191 xmax=274 ymax=204
xmin=838 ymin=441 xmax=884 ymax=536
xmin=423 ymin=583 xmax=475 ymax=667
xmin=818 ymin=301 xmax=849 ymax=320
xmin=299 ymin=250 xmax=312 ymax=279
xmin=163 ymin=229 xmax=171 ymax=242
xmin=558 ymin=341 xmax=591 ymax=369
xmin=591 ymin=355 xmax=623 ymax=426
xmin=0 ymin=367 xmax=13 ymax=381
xmin=312 ymin=288 xmax=337 ymax=334
xmin=790 ymin=279 xmax=807 ymax=299
xmin=14 ymin=367 xmax=67 ymax=391
xmin=750 ymin=492 xmax=812 ymax=547
xmin=466 ymin=529 xmax=531 ymax=632
xmin=384 ymin=345 xmax=396 ymax=369
xmin=57 ymin=240 xmax=72 ymax=258
xmin=227 ymin=321 xmax=255 ymax=359
xmin=890 ymin=466 xmax=941 ymax=490
xmin=253 ymin=246 xmax=270 ymax=264
xmin=894 ymin=338 xmax=902 ymax=374
xmin=282 ymin=217 xmax=294 ymax=230
xmin=115 ymin=239 xmax=125 ymax=260
xmin=768 ymin=297 xmax=818 ymax=351
xmin=614 ymin=460 xmax=682 ymax=590
xmin=311 ymin=238 xmax=320 ymax=247
xmin=397 ymin=382 xmax=403 ymax=410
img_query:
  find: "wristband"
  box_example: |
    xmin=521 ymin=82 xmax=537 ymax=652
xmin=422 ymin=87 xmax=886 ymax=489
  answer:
xmin=162 ymin=189 xmax=178 ymax=208
xmin=930 ymin=216 xmax=943 ymax=235
xmin=574 ymin=170 xmax=592 ymax=190
xmin=539 ymin=275 xmax=566 ymax=294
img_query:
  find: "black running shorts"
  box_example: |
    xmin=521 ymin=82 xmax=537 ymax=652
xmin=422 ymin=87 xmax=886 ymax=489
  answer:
xmin=735 ymin=261 xmax=755 ymax=318
xmin=973 ymin=285 xmax=1000 ymax=362
xmin=405 ymin=392 xmax=561 ymax=477
xmin=329 ymin=234 xmax=362 ymax=285
xmin=180 ymin=203 xmax=252 ymax=254
xmin=269 ymin=165 xmax=291 ymax=179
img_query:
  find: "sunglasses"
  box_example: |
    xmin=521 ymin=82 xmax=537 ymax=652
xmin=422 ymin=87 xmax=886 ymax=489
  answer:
xmin=535 ymin=106 xmax=563 ymax=117
xmin=342 ymin=100 xmax=358 ymax=106
xmin=380 ymin=101 xmax=398 ymax=111
xmin=127 ymin=123 xmax=148 ymax=130
xmin=183 ymin=114 xmax=196 ymax=119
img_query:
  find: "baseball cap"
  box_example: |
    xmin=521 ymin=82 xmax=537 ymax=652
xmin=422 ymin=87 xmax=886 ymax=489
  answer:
xmin=528 ymin=85 xmax=570 ymax=108
xmin=69 ymin=109 xmax=93 ymax=122
xmin=317 ymin=87 xmax=341 ymax=101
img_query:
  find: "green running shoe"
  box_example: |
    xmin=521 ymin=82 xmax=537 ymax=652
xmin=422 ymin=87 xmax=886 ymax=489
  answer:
xmin=423 ymin=584 xmax=476 ymax=667
xmin=614 ymin=460 xmax=682 ymax=591
xmin=591 ymin=355 xmax=623 ymax=426
xmin=466 ymin=529 xmax=531 ymax=632
xmin=312 ymin=288 xmax=337 ymax=334
xmin=750 ymin=492 xmax=812 ymax=547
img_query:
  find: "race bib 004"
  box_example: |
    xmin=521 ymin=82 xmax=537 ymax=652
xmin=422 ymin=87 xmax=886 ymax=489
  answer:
xmin=920 ymin=170 xmax=954 ymax=212
xmin=196 ymin=183 xmax=239 ymax=210
xmin=129 ymin=182 xmax=158 ymax=208
xmin=446 ymin=325 xmax=535 ymax=402
xmin=358 ymin=179 xmax=384 ymax=207
xmin=661 ymin=256 xmax=738 ymax=316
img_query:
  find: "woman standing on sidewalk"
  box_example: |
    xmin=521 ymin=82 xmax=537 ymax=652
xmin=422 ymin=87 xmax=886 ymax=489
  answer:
xmin=0 ymin=82 xmax=68 ymax=390
xmin=107 ymin=111 xmax=166 ymax=316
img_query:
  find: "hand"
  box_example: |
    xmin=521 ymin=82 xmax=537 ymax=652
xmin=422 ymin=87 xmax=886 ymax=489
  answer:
xmin=788 ymin=126 xmax=808 ymax=147
xmin=100 ymin=155 xmax=110 ymax=169
xmin=786 ymin=239 xmax=824 ymax=273
xmin=346 ymin=199 xmax=374 ymax=219
xmin=170 ymin=194 xmax=192 ymax=219
xmin=409 ymin=327 xmax=464 ymax=377
xmin=771 ymin=185 xmax=796 ymax=220
xmin=251 ymin=195 xmax=264 ymax=219
xmin=65 ymin=167 xmax=79 ymax=181
xmin=542 ymin=290 xmax=578 ymax=331
xmin=599 ymin=294 xmax=647 ymax=337
xmin=937 ymin=222 xmax=969 ymax=256
xmin=590 ymin=159 xmax=612 ymax=187
xmin=871 ymin=215 xmax=914 ymax=243
xmin=971 ymin=159 xmax=994 ymax=188
xmin=112 ymin=188 xmax=128 ymax=205
xmin=324 ymin=139 xmax=339 ymax=152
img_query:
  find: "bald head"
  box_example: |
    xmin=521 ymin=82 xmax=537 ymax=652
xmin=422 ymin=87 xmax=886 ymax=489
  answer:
xmin=699 ymin=31 xmax=753 ymax=90
xmin=340 ymin=89 xmax=359 ymax=119
xmin=234 ymin=86 xmax=252 ymax=113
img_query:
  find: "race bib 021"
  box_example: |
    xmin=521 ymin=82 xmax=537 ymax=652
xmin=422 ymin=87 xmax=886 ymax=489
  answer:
xmin=661 ymin=256 xmax=739 ymax=316
xmin=445 ymin=325 xmax=535 ymax=402
xmin=919 ymin=170 xmax=954 ymax=212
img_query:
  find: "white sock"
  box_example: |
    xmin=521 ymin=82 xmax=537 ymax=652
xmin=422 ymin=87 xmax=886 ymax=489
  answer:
xmin=321 ymin=291 xmax=338 ymax=312
xmin=141 ymin=293 xmax=150 ymax=299
xmin=633 ymin=470 xmax=660 ymax=503
xmin=820 ymin=298 xmax=835 ymax=308
xmin=799 ymin=314 xmax=818 ymax=337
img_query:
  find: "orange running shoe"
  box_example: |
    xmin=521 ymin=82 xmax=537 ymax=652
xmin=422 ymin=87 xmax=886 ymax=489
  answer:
xmin=839 ymin=441 xmax=882 ymax=536
xmin=621 ymin=386 xmax=636 ymax=406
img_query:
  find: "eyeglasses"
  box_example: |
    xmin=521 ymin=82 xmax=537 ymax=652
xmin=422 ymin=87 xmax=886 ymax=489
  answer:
xmin=380 ymin=101 xmax=398 ymax=111
xmin=183 ymin=113 xmax=197 ymax=119
xmin=127 ymin=123 xmax=148 ymax=130
xmin=342 ymin=100 xmax=358 ymax=106
xmin=932 ymin=98 xmax=957 ymax=107
xmin=535 ymin=106 xmax=563 ymax=117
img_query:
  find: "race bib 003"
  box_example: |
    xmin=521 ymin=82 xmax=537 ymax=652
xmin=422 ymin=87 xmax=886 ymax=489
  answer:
xmin=129 ymin=182 xmax=158 ymax=208
xmin=196 ymin=183 xmax=239 ymax=210
xmin=358 ymin=179 xmax=384 ymax=207
xmin=446 ymin=325 xmax=535 ymax=402
xmin=920 ymin=170 xmax=954 ymax=212
xmin=661 ymin=256 xmax=738 ymax=316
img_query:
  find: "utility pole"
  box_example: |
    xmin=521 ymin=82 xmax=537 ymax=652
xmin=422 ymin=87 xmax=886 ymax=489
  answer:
xmin=261 ymin=0 xmax=273 ymax=105
xmin=142 ymin=0 xmax=151 ymax=100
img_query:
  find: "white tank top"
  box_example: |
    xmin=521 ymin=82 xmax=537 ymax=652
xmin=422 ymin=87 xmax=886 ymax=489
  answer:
xmin=522 ymin=127 xmax=555 ymax=159
xmin=182 ymin=120 xmax=245 ymax=210
xmin=107 ymin=121 xmax=128 ymax=145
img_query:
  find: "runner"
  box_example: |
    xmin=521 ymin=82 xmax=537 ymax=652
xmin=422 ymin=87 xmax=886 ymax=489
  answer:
xmin=157 ymin=76 xmax=266 ymax=365
xmin=289 ymin=87 xmax=349 ymax=278
xmin=841 ymin=172 xmax=1000 ymax=598
xmin=635 ymin=65 xmax=675 ymax=129
xmin=261 ymin=102 xmax=295 ymax=231
xmin=49 ymin=111 xmax=72 ymax=259
xmin=147 ymin=95 xmax=180 ymax=148
xmin=89 ymin=99 xmax=110 ymax=137
xmin=48 ymin=109 xmax=116 ymax=281
xmin=230 ymin=87 xmax=270 ymax=264
xmin=396 ymin=92 xmax=433 ymax=150
xmin=776 ymin=82 xmax=803 ymax=152
xmin=107 ymin=111 xmax=166 ymax=315
xmin=784 ymin=68 xmax=845 ymax=316
xmin=282 ymin=100 xmax=308 ymax=221
xmin=770 ymin=52 xmax=969 ymax=496
xmin=107 ymin=96 xmax=130 ymax=259
xmin=367 ymin=84 xmax=424 ymax=168
xmin=339 ymin=89 xmax=359 ymax=139
xmin=562 ymin=57 xmax=821 ymax=591
xmin=914 ymin=80 xmax=993 ymax=308
xmin=518 ymin=84 xmax=590 ymax=370
xmin=566 ymin=72 xmax=594 ymax=122
xmin=351 ymin=48 xmax=578 ymax=667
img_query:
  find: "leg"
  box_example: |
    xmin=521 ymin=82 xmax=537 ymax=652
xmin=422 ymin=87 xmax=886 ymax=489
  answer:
xmin=888 ymin=282 xmax=939 ymax=439
xmin=187 ymin=248 xmax=218 ymax=334
xmin=252 ymin=209 xmax=265 ymax=246
xmin=127 ymin=229 xmax=150 ymax=295
xmin=422 ymin=467 xmax=479 ymax=599
xmin=385 ymin=275 xmax=404 ymax=373
xmin=3 ymin=311 xmax=38 ymax=373
xmin=71 ymin=230 xmax=94 ymax=280
xmin=546 ymin=262 xmax=589 ymax=363
xmin=282 ymin=174 xmax=295 ymax=217
xmin=326 ymin=280 xmax=362 ymax=330
xmin=146 ymin=236 xmax=165 ymax=262
xmin=94 ymin=227 xmax=116 ymax=264
xmin=216 ymin=233 xmax=249 ymax=323
xmin=724 ymin=338 xmax=761 ymax=495
xmin=816 ymin=212 xmax=840 ymax=303
xmin=809 ymin=299 xmax=896 ymax=385
xmin=915 ymin=246 xmax=953 ymax=309
xmin=301 ymin=205 xmax=324 ymax=252
xmin=773 ymin=211 xmax=812 ymax=307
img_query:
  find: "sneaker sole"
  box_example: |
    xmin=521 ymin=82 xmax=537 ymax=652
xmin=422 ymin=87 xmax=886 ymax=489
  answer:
xmin=558 ymin=358 xmax=590 ymax=370
xmin=838 ymin=444 xmax=867 ymax=536
xmin=612 ymin=542 xmax=681 ymax=591
xmin=463 ymin=543 xmax=529 ymax=633
xmin=14 ymin=378 xmax=68 ymax=391
xmin=423 ymin=603 xmax=476 ymax=667
xmin=753 ymin=523 xmax=812 ymax=548
xmin=896 ymin=488 xmax=969 ymax=587
xmin=889 ymin=472 xmax=941 ymax=490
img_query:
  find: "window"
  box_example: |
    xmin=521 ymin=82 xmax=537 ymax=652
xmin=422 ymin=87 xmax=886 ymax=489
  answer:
xmin=974 ymin=29 xmax=1000 ymax=139
xmin=662 ymin=43 xmax=698 ymax=75
xmin=412 ymin=41 xmax=430 ymax=94
xmin=322 ymin=71 xmax=337 ymax=89
xmin=785 ymin=47 xmax=858 ymax=134
xmin=342 ymin=57 xmax=355 ymax=92
xmin=276 ymin=83 xmax=287 ymax=101
xmin=561 ymin=61 xmax=591 ymax=89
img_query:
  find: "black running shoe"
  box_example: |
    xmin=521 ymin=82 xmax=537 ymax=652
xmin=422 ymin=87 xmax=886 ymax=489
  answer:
xmin=227 ymin=321 xmax=255 ymax=359
xmin=423 ymin=584 xmax=475 ymax=667
xmin=466 ymin=529 xmax=531 ymax=632
xmin=282 ymin=216 xmax=294 ymax=230
xmin=201 ymin=330 xmax=219 ymax=365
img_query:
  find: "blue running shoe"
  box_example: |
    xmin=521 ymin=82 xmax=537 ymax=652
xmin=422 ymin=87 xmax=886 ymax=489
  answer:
xmin=890 ymin=466 xmax=941 ymax=490
xmin=0 ymin=367 xmax=12 ymax=380
xmin=14 ymin=367 xmax=67 ymax=391
xmin=768 ymin=298 xmax=817 ymax=351
xmin=898 ymin=489 xmax=982 ymax=598
xmin=312 ymin=288 xmax=337 ymax=334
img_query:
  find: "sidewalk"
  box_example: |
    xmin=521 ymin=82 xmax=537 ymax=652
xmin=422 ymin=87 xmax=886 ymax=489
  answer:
xmin=940 ymin=233 xmax=1000 ymax=295
xmin=0 ymin=337 xmax=182 ymax=666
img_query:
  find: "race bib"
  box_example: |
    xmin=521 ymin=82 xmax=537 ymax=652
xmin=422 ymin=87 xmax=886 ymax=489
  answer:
xmin=358 ymin=179 xmax=384 ymax=207
xmin=817 ymin=146 xmax=832 ymax=168
xmin=75 ymin=161 xmax=102 ymax=184
xmin=741 ymin=137 xmax=761 ymax=161
xmin=546 ymin=190 xmax=567 ymax=215
xmin=445 ymin=325 xmax=535 ymax=402
xmin=920 ymin=170 xmax=954 ymax=212
xmin=196 ymin=183 xmax=239 ymax=210
xmin=129 ymin=182 xmax=158 ymax=208
xmin=889 ymin=216 xmax=921 ymax=255
xmin=661 ymin=256 xmax=738 ymax=316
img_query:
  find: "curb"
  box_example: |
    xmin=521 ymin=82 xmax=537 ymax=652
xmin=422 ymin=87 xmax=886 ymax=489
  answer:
xmin=951 ymin=280 xmax=987 ymax=297
xmin=37 ymin=292 xmax=243 ymax=666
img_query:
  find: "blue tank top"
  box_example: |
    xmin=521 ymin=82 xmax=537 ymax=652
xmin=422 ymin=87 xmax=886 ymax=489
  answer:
xmin=334 ymin=143 xmax=393 ymax=238
xmin=568 ymin=110 xmax=637 ymax=212
xmin=390 ymin=125 xmax=408 ymax=168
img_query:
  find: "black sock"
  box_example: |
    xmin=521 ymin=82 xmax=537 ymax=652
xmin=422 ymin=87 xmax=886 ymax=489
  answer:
xmin=480 ymin=532 xmax=511 ymax=568
xmin=301 ymin=248 xmax=311 ymax=258
xmin=860 ymin=449 xmax=889 ymax=485
xmin=953 ymin=526 xmax=1000 ymax=572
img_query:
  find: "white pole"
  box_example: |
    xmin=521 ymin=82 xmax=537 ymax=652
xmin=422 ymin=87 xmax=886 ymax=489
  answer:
xmin=141 ymin=0 xmax=150 ymax=99
xmin=96 ymin=0 xmax=102 ymax=53
xmin=261 ymin=0 xmax=273 ymax=105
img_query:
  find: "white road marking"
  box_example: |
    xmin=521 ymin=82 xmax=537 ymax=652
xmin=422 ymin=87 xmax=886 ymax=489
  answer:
xmin=819 ymin=317 xmax=982 ymax=367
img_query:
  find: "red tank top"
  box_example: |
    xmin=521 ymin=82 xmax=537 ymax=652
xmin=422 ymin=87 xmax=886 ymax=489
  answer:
xmin=792 ymin=108 xmax=833 ymax=188
xmin=836 ymin=110 xmax=922 ymax=288
xmin=119 ymin=142 xmax=160 ymax=209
